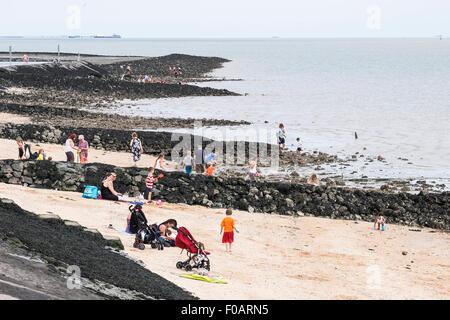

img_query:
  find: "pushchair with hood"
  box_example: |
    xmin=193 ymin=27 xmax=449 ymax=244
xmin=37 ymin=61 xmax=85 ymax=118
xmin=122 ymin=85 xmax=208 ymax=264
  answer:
xmin=174 ymin=226 xmax=210 ymax=271
xmin=129 ymin=204 xmax=165 ymax=250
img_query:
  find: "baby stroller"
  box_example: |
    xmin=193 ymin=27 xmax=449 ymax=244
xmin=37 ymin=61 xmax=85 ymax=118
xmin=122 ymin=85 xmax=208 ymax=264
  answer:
xmin=129 ymin=204 xmax=165 ymax=251
xmin=174 ymin=227 xmax=210 ymax=272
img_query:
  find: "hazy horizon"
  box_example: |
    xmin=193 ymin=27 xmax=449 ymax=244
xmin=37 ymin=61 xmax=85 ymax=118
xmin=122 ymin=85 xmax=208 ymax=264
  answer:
xmin=1 ymin=0 xmax=449 ymax=38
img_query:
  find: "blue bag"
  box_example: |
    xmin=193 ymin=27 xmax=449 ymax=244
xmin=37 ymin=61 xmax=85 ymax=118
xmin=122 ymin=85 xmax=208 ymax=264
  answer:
xmin=82 ymin=186 xmax=98 ymax=199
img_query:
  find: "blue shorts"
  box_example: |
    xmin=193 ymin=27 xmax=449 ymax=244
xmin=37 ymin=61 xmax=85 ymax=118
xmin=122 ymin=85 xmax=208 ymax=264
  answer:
xmin=279 ymin=137 xmax=285 ymax=144
xmin=185 ymin=165 xmax=192 ymax=174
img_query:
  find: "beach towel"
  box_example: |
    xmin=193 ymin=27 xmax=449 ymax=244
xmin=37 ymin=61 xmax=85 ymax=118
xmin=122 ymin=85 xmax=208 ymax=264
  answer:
xmin=180 ymin=273 xmax=227 ymax=284
xmin=82 ymin=186 xmax=98 ymax=199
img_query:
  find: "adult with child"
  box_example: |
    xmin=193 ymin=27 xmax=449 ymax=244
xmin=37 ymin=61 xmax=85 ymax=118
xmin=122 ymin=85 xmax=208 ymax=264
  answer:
xmin=17 ymin=139 xmax=31 ymax=160
xmin=158 ymin=219 xmax=177 ymax=247
xmin=220 ymin=208 xmax=238 ymax=253
xmin=130 ymin=132 xmax=143 ymax=166
xmin=145 ymin=167 xmax=164 ymax=203
xmin=64 ymin=134 xmax=79 ymax=162
xmin=77 ymin=135 xmax=89 ymax=163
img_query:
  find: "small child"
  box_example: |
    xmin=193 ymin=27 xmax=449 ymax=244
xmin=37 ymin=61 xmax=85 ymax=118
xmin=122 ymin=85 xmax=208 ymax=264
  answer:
xmin=296 ymin=137 xmax=303 ymax=155
xmin=145 ymin=167 xmax=164 ymax=203
xmin=36 ymin=149 xmax=45 ymax=160
xmin=205 ymin=162 xmax=222 ymax=176
xmin=220 ymin=208 xmax=238 ymax=253
xmin=249 ymin=157 xmax=258 ymax=181
xmin=374 ymin=215 xmax=386 ymax=230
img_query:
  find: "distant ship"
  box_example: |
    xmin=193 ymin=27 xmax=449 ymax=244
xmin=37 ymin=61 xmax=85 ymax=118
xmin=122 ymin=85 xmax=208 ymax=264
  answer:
xmin=92 ymin=34 xmax=121 ymax=39
xmin=68 ymin=35 xmax=81 ymax=39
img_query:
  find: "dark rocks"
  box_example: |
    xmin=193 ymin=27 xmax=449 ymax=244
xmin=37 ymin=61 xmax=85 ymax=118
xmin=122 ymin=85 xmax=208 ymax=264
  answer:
xmin=0 ymin=159 xmax=448 ymax=230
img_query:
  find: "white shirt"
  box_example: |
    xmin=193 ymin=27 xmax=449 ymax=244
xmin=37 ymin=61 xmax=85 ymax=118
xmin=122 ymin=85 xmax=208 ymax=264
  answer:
xmin=64 ymin=139 xmax=74 ymax=153
xmin=155 ymin=159 xmax=163 ymax=170
xmin=249 ymin=163 xmax=257 ymax=174
xmin=183 ymin=156 xmax=193 ymax=166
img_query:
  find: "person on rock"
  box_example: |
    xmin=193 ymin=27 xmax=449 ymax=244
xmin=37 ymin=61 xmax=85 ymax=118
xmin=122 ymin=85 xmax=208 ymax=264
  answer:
xmin=145 ymin=167 xmax=164 ymax=203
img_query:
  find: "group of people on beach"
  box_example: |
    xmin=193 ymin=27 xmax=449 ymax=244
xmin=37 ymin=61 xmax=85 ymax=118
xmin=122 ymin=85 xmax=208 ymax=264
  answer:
xmin=64 ymin=134 xmax=89 ymax=163
xmin=16 ymin=139 xmax=50 ymax=161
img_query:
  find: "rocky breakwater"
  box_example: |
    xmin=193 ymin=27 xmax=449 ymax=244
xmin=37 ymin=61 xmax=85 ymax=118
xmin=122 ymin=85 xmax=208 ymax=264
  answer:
xmin=0 ymin=159 xmax=448 ymax=230
xmin=0 ymin=121 xmax=274 ymax=160
xmin=0 ymin=102 xmax=250 ymax=129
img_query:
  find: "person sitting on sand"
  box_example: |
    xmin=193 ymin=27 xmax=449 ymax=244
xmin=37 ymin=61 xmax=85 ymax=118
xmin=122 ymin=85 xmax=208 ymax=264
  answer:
xmin=36 ymin=149 xmax=45 ymax=160
xmin=130 ymin=132 xmax=143 ymax=166
xmin=374 ymin=215 xmax=386 ymax=230
xmin=296 ymin=137 xmax=303 ymax=155
xmin=182 ymin=151 xmax=194 ymax=174
xmin=64 ymin=134 xmax=79 ymax=163
xmin=278 ymin=123 xmax=287 ymax=151
xmin=220 ymin=208 xmax=238 ymax=253
xmin=249 ymin=157 xmax=258 ymax=181
xmin=307 ymin=173 xmax=320 ymax=185
xmin=154 ymin=154 xmax=165 ymax=171
xmin=78 ymin=135 xmax=89 ymax=163
xmin=101 ymin=173 xmax=121 ymax=201
xmin=145 ymin=167 xmax=164 ymax=203
xmin=158 ymin=219 xmax=177 ymax=246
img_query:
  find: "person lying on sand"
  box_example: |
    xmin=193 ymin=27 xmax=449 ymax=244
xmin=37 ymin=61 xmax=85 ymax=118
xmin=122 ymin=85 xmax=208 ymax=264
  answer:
xmin=374 ymin=215 xmax=386 ymax=230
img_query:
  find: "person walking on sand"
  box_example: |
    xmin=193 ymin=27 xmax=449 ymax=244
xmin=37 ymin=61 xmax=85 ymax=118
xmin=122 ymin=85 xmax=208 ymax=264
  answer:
xmin=77 ymin=135 xmax=89 ymax=163
xmin=220 ymin=208 xmax=238 ymax=253
xmin=278 ymin=123 xmax=287 ymax=151
xmin=154 ymin=154 xmax=165 ymax=171
xmin=64 ymin=134 xmax=79 ymax=163
xmin=194 ymin=145 xmax=206 ymax=174
xmin=130 ymin=132 xmax=143 ymax=166
xmin=374 ymin=215 xmax=386 ymax=231
xmin=145 ymin=167 xmax=164 ymax=203
xmin=183 ymin=151 xmax=194 ymax=174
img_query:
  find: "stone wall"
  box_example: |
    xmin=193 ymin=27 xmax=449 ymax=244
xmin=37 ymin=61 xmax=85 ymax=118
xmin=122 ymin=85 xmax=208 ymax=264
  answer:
xmin=0 ymin=159 xmax=448 ymax=230
xmin=0 ymin=121 xmax=275 ymax=161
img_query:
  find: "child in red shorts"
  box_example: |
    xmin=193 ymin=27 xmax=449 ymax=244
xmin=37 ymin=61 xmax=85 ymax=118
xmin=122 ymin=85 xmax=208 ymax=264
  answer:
xmin=220 ymin=208 xmax=238 ymax=253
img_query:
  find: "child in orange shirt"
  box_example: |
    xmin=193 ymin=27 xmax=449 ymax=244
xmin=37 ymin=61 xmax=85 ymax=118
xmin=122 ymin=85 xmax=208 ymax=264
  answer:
xmin=220 ymin=208 xmax=238 ymax=253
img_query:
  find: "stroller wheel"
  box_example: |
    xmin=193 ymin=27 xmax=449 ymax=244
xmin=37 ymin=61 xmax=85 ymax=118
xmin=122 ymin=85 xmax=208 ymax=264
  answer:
xmin=176 ymin=261 xmax=184 ymax=269
xmin=184 ymin=265 xmax=192 ymax=272
xmin=138 ymin=244 xmax=145 ymax=250
xmin=151 ymin=242 xmax=157 ymax=249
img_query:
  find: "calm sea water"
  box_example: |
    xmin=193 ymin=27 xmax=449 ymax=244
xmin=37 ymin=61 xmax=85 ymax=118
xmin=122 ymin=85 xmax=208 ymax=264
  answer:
xmin=1 ymin=38 xmax=449 ymax=184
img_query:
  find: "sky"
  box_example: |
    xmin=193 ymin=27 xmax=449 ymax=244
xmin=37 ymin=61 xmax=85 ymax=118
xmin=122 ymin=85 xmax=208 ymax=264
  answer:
xmin=0 ymin=0 xmax=449 ymax=38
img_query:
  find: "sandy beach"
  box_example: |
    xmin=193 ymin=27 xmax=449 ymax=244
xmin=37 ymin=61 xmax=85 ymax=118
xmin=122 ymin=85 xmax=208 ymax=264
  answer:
xmin=1 ymin=182 xmax=448 ymax=300
xmin=0 ymin=138 xmax=179 ymax=170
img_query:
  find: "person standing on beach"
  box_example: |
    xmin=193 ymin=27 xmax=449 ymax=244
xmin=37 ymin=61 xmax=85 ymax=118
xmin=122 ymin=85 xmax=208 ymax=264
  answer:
xmin=130 ymin=132 xmax=143 ymax=166
xmin=248 ymin=157 xmax=258 ymax=181
xmin=17 ymin=139 xmax=31 ymax=160
xmin=182 ymin=151 xmax=194 ymax=174
xmin=154 ymin=154 xmax=165 ymax=171
xmin=194 ymin=145 xmax=206 ymax=173
xmin=220 ymin=208 xmax=238 ymax=253
xmin=78 ymin=135 xmax=89 ymax=163
xmin=64 ymin=134 xmax=79 ymax=162
xmin=145 ymin=167 xmax=163 ymax=203
xmin=278 ymin=123 xmax=286 ymax=151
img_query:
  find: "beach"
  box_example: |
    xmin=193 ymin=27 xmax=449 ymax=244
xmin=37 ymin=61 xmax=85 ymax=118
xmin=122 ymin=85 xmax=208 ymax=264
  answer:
xmin=1 ymin=182 xmax=448 ymax=299
xmin=0 ymin=49 xmax=449 ymax=300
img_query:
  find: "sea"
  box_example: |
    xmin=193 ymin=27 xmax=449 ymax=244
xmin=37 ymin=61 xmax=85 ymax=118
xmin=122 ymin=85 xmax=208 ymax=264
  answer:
xmin=1 ymin=38 xmax=449 ymax=189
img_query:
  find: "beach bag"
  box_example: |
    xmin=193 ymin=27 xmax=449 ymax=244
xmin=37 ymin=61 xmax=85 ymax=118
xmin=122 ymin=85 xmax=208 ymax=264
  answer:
xmin=82 ymin=186 xmax=98 ymax=199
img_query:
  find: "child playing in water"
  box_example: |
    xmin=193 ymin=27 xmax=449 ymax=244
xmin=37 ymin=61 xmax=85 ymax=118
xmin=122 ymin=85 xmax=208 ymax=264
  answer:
xmin=220 ymin=208 xmax=238 ymax=253
xmin=145 ymin=167 xmax=164 ymax=203
xmin=374 ymin=215 xmax=386 ymax=230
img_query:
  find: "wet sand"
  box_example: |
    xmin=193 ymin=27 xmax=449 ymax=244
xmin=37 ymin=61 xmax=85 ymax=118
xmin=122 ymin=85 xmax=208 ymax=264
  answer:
xmin=1 ymin=183 xmax=448 ymax=300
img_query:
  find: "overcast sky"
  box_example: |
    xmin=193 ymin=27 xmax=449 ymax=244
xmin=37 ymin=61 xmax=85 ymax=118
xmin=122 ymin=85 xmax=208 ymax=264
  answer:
xmin=0 ymin=0 xmax=449 ymax=38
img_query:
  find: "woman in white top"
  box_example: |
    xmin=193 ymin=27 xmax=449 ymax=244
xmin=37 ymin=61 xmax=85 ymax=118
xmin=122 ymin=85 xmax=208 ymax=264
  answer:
xmin=154 ymin=154 xmax=165 ymax=170
xmin=64 ymin=134 xmax=79 ymax=162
